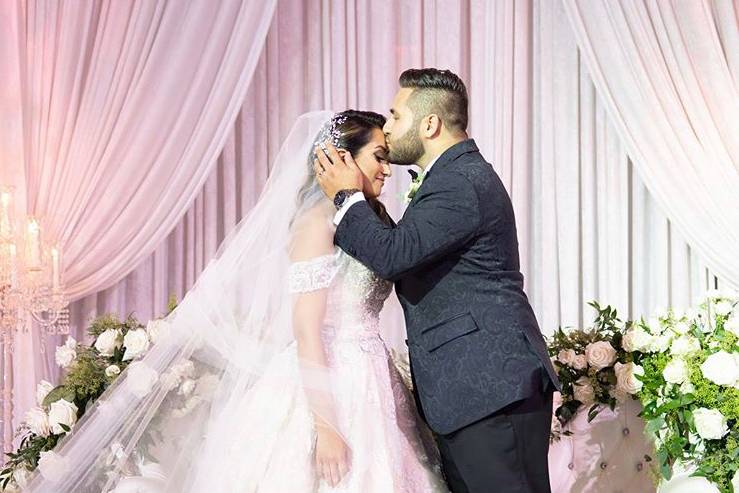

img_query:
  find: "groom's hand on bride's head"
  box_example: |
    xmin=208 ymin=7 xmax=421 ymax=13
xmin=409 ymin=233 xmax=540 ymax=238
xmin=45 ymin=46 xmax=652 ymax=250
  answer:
xmin=313 ymin=142 xmax=363 ymax=200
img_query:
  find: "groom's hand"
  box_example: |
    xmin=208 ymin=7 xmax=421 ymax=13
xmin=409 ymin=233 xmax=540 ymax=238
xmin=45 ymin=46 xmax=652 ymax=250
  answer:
xmin=313 ymin=142 xmax=363 ymax=200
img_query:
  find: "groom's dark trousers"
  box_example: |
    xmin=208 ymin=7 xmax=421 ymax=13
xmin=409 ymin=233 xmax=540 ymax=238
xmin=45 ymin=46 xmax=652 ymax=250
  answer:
xmin=335 ymin=139 xmax=561 ymax=493
xmin=435 ymin=378 xmax=554 ymax=493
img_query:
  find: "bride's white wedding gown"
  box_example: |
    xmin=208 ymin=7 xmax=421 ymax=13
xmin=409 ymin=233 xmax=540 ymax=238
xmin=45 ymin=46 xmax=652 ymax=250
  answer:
xmin=23 ymin=113 xmax=445 ymax=493
xmin=188 ymin=248 xmax=447 ymax=492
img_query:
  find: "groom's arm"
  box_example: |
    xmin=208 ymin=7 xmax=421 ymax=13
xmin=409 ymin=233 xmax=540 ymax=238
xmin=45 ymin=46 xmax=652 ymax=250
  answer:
xmin=334 ymin=174 xmax=480 ymax=282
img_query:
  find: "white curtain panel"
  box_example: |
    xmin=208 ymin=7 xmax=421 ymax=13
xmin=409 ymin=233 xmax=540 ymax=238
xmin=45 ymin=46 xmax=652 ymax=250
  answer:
xmin=563 ymin=0 xmax=739 ymax=287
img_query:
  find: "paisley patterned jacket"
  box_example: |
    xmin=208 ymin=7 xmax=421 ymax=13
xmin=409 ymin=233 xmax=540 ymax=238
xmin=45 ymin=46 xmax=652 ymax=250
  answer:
xmin=335 ymin=138 xmax=560 ymax=435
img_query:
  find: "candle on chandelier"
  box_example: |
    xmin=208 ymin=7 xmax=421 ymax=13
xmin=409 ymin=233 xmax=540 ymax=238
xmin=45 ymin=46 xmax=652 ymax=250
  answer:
xmin=51 ymin=246 xmax=61 ymax=290
xmin=9 ymin=244 xmax=17 ymax=288
xmin=0 ymin=191 xmax=11 ymax=238
xmin=26 ymin=218 xmax=42 ymax=270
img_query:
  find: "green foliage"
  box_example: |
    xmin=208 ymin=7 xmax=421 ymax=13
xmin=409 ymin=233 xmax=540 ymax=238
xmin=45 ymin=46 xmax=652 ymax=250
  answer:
xmin=635 ymin=295 xmax=739 ymax=492
xmin=0 ymin=308 xmax=168 ymax=491
xmin=63 ymin=348 xmax=109 ymax=407
xmin=167 ymin=294 xmax=178 ymax=315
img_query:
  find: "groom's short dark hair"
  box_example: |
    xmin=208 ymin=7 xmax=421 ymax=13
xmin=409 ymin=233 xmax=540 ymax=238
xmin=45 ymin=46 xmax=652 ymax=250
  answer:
xmin=399 ymin=68 xmax=468 ymax=133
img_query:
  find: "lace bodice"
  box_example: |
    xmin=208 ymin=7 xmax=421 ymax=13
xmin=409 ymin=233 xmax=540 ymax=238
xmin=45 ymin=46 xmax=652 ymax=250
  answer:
xmin=288 ymin=249 xmax=393 ymax=333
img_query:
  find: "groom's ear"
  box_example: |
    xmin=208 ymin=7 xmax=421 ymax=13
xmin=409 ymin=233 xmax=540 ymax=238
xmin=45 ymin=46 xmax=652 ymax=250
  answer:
xmin=420 ymin=114 xmax=442 ymax=138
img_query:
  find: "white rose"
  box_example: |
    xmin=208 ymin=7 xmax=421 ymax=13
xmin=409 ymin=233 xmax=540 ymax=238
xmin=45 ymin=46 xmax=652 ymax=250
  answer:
xmin=179 ymin=379 xmax=196 ymax=396
xmin=94 ymin=329 xmax=122 ymax=357
xmin=12 ymin=468 xmax=29 ymax=488
xmin=172 ymin=360 xmax=195 ymax=381
xmin=37 ymin=450 xmax=67 ymax=483
xmin=573 ymin=376 xmax=595 ymax=405
xmin=671 ymin=320 xmax=691 ymax=335
xmin=194 ymin=374 xmax=220 ymax=400
xmin=584 ymin=341 xmax=617 ymax=370
xmin=622 ymin=326 xmax=653 ymax=353
xmin=692 ymin=407 xmax=729 ymax=440
xmin=672 ymin=307 xmax=686 ymax=320
xmin=48 ymin=399 xmax=78 ymax=435
xmin=670 ymin=335 xmax=701 ymax=356
xmin=105 ymin=442 xmax=127 ymax=467
xmin=55 ymin=344 xmax=76 ymax=369
xmin=24 ymin=406 xmax=50 ymax=437
xmin=705 ymin=289 xmax=723 ymax=301
xmin=680 ymin=380 xmax=695 ymax=394
xmin=648 ymin=316 xmax=664 ymax=334
xmin=122 ymin=329 xmax=150 ymax=361
xmin=663 ymin=358 xmax=689 ymax=384
xmin=650 ymin=333 xmax=672 ymax=353
xmin=105 ymin=365 xmax=121 ymax=378
xmin=145 ymin=319 xmax=170 ymax=345
xmin=126 ymin=362 xmax=159 ymax=398
xmin=572 ymin=354 xmax=588 ymax=370
xmin=724 ymin=315 xmax=739 ymax=337
xmin=36 ymin=380 xmax=55 ymax=406
xmin=614 ymin=362 xmax=644 ymax=395
xmin=557 ymin=349 xmax=576 ymax=366
xmin=732 ymin=469 xmax=739 ymax=493
xmin=715 ymin=301 xmax=733 ymax=317
xmin=701 ymin=351 xmax=739 ymax=386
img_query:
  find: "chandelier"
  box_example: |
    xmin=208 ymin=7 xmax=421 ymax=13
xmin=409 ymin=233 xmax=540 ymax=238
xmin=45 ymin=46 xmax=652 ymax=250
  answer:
xmin=0 ymin=186 xmax=69 ymax=350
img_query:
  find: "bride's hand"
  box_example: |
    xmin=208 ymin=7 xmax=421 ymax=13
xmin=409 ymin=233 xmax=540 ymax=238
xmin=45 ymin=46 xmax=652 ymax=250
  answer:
xmin=315 ymin=425 xmax=350 ymax=487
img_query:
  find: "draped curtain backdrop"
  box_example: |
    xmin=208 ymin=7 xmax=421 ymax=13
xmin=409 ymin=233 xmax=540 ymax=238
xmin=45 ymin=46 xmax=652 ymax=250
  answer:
xmin=2 ymin=0 xmax=735 ymax=490
xmin=0 ymin=0 xmax=276 ymax=447
xmin=563 ymin=0 xmax=739 ymax=286
xmin=70 ymin=0 xmax=726 ymax=349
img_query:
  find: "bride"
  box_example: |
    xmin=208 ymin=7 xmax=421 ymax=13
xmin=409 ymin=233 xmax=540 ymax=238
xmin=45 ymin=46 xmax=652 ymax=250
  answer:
xmin=25 ymin=111 xmax=447 ymax=492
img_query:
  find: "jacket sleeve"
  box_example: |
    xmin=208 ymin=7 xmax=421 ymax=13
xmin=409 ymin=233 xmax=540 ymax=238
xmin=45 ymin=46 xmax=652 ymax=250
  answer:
xmin=334 ymin=173 xmax=480 ymax=281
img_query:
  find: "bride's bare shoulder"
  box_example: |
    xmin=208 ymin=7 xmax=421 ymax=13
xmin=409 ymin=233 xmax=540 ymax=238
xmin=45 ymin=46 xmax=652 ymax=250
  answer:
xmin=289 ymin=203 xmax=336 ymax=262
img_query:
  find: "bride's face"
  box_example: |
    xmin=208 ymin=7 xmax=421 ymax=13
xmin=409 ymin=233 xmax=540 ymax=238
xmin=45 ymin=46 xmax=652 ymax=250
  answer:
xmin=350 ymin=128 xmax=392 ymax=199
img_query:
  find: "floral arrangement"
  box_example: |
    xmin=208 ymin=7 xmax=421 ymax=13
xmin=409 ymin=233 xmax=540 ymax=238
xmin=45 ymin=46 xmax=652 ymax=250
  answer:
xmin=0 ymin=299 xmax=177 ymax=492
xmin=548 ymin=302 xmax=644 ymax=436
xmin=632 ymin=290 xmax=739 ymax=492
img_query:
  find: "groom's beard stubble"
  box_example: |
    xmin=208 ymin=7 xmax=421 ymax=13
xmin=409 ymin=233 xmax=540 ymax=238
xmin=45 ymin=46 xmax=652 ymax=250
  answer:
xmin=388 ymin=128 xmax=424 ymax=166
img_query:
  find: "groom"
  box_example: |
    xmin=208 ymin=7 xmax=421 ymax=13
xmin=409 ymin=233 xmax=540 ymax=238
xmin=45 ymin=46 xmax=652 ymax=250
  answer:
xmin=314 ymin=68 xmax=560 ymax=493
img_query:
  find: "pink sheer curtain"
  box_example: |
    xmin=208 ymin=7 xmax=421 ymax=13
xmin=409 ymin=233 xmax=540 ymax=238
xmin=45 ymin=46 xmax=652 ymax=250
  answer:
xmin=14 ymin=0 xmax=277 ymax=301
xmin=563 ymin=0 xmax=739 ymax=286
xmin=0 ymin=0 xmax=276 ymax=446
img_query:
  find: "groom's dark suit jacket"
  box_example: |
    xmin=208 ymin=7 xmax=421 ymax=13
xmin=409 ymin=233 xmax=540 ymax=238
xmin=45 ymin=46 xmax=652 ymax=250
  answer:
xmin=335 ymin=139 xmax=560 ymax=435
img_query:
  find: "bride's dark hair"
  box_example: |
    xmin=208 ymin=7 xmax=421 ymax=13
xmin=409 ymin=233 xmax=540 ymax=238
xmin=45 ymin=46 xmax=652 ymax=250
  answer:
xmin=296 ymin=110 xmax=392 ymax=225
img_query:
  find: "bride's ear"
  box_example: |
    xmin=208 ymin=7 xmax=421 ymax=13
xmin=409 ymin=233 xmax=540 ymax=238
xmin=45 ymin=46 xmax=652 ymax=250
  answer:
xmin=337 ymin=149 xmax=347 ymax=159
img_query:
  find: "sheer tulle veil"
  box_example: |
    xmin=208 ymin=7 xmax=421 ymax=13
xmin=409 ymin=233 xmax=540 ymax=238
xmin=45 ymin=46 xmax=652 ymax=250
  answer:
xmin=25 ymin=111 xmax=350 ymax=492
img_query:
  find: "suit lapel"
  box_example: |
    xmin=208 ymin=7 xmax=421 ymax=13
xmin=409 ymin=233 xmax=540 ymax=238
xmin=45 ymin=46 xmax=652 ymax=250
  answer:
xmin=402 ymin=139 xmax=479 ymax=214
